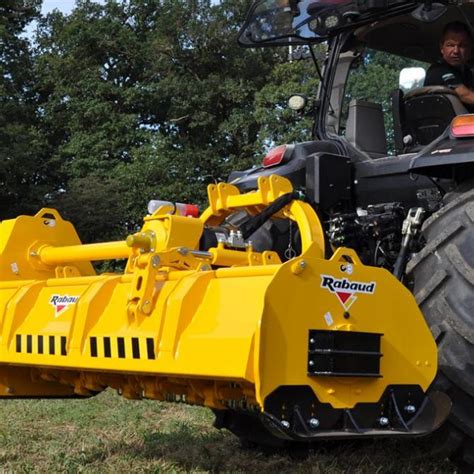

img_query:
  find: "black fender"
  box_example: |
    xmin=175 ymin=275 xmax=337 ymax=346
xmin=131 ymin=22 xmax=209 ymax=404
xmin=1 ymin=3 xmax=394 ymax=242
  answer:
xmin=410 ymin=128 xmax=474 ymax=180
xmin=228 ymin=140 xmax=341 ymax=192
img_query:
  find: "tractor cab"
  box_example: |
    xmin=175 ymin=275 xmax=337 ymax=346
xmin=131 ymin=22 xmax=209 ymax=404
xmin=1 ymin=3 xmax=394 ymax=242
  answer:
xmin=229 ymin=0 xmax=474 ymax=271
xmin=238 ymin=1 xmax=474 ymax=159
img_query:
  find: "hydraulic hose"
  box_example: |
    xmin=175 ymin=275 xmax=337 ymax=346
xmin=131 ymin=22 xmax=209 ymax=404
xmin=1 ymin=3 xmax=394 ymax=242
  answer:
xmin=240 ymin=192 xmax=300 ymax=240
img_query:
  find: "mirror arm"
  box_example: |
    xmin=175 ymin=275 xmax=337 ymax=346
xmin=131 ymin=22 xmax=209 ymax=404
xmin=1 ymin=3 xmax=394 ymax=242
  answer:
xmin=309 ymin=44 xmax=335 ymax=116
xmin=309 ymin=44 xmax=323 ymax=83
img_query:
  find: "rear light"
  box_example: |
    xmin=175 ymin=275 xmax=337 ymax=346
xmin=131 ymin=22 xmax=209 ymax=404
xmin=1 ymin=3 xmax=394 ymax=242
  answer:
xmin=148 ymin=200 xmax=199 ymax=217
xmin=262 ymin=145 xmax=288 ymax=168
xmin=178 ymin=203 xmax=200 ymax=217
xmin=450 ymin=114 xmax=474 ymax=138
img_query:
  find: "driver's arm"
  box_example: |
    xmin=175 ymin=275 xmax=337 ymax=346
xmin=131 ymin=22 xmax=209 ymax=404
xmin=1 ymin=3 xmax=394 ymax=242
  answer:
xmin=454 ymin=84 xmax=474 ymax=105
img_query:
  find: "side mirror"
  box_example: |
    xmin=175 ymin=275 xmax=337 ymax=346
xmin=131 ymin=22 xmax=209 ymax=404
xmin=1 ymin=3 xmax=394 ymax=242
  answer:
xmin=288 ymin=94 xmax=307 ymax=112
xmin=399 ymin=67 xmax=426 ymax=92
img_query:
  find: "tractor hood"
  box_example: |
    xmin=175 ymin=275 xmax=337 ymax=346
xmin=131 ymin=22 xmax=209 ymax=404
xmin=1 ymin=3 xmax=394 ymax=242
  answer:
xmin=237 ymin=0 xmax=462 ymax=47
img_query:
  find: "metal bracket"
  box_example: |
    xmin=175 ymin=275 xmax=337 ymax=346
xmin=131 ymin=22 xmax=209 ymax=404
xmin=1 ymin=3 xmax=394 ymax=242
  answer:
xmin=126 ymin=248 xmax=213 ymax=318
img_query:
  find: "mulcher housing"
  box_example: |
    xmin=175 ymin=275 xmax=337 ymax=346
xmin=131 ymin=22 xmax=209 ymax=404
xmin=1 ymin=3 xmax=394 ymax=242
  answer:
xmin=0 ymin=176 xmax=448 ymax=439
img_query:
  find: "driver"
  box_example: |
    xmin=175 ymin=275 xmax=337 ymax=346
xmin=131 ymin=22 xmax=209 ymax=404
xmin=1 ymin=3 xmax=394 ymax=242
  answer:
xmin=424 ymin=21 xmax=474 ymax=110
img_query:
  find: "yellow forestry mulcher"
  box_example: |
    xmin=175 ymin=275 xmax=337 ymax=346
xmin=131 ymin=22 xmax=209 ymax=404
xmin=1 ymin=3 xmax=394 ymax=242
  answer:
xmin=5 ymin=0 xmax=474 ymax=469
xmin=0 ymin=176 xmax=450 ymax=445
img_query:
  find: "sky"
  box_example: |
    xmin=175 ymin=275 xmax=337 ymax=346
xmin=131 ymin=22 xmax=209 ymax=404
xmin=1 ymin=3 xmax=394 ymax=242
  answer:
xmin=27 ymin=1 xmax=218 ymax=38
xmin=42 ymin=0 xmax=74 ymax=15
xmin=41 ymin=0 xmax=218 ymax=15
xmin=24 ymin=0 xmax=104 ymax=38
xmin=42 ymin=0 xmax=97 ymax=15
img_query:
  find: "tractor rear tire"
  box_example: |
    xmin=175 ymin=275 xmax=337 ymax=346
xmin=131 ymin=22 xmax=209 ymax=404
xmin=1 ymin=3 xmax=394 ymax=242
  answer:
xmin=407 ymin=182 xmax=474 ymax=469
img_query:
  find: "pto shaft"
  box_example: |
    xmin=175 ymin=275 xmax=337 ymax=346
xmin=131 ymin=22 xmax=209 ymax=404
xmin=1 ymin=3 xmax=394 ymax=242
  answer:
xmin=37 ymin=241 xmax=131 ymax=264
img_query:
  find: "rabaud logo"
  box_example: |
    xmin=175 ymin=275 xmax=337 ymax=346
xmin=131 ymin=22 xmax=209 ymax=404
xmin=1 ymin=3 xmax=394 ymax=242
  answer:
xmin=49 ymin=295 xmax=80 ymax=318
xmin=320 ymin=275 xmax=376 ymax=311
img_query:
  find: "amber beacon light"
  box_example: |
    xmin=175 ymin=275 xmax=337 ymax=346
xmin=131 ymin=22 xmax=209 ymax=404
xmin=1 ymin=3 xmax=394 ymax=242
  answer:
xmin=450 ymin=114 xmax=474 ymax=138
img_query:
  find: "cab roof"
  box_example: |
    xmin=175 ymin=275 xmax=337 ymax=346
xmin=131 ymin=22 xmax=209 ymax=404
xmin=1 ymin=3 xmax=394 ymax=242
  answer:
xmin=357 ymin=4 xmax=474 ymax=63
xmin=238 ymin=1 xmax=474 ymax=64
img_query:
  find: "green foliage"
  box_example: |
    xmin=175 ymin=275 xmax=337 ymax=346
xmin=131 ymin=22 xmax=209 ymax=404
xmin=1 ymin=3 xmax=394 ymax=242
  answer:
xmin=254 ymin=56 xmax=320 ymax=146
xmin=1 ymin=0 xmax=322 ymax=241
xmin=52 ymin=174 xmax=129 ymax=242
xmin=32 ymin=0 xmax=296 ymax=239
xmin=0 ymin=0 xmax=50 ymax=218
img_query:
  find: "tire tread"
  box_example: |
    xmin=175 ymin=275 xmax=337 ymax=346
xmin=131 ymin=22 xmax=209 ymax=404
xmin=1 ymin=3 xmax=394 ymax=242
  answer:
xmin=408 ymin=183 xmax=474 ymax=469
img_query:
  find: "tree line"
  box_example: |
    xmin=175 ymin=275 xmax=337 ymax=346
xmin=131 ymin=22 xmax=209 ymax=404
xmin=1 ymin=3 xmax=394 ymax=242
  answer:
xmin=1 ymin=0 xmax=403 ymax=243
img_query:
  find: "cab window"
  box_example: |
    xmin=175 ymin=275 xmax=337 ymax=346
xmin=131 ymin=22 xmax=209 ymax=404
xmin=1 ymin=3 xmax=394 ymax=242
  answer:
xmin=341 ymin=49 xmax=428 ymax=154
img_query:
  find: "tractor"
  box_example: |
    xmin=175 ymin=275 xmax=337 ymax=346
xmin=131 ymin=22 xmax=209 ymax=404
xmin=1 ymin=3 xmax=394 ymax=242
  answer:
xmin=226 ymin=0 xmax=474 ymax=468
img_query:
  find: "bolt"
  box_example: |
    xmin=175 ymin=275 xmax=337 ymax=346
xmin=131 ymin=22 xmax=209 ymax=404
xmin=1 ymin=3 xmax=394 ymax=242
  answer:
xmin=309 ymin=338 xmax=315 ymax=344
xmin=405 ymin=405 xmax=416 ymax=414
xmin=292 ymin=259 xmax=307 ymax=275
xmin=281 ymin=420 xmax=290 ymax=429
xmin=379 ymin=417 xmax=389 ymax=427
xmin=142 ymin=300 xmax=152 ymax=314
xmin=309 ymin=360 xmax=315 ymax=367
xmin=30 ymin=251 xmax=38 ymax=257
xmin=343 ymin=312 xmax=350 ymax=319
xmin=151 ymin=256 xmax=160 ymax=268
xmin=308 ymin=418 xmax=320 ymax=429
xmin=178 ymin=247 xmax=189 ymax=256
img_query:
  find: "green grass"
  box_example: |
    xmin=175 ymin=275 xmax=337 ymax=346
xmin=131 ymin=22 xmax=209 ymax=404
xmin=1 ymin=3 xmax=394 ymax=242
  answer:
xmin=0 ymin=390 xmax=456 ymax=472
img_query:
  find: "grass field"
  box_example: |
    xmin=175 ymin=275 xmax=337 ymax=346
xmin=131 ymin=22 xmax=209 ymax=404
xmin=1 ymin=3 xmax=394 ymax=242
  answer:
xmin=0 ymin=390 xmax=457 ymax=472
